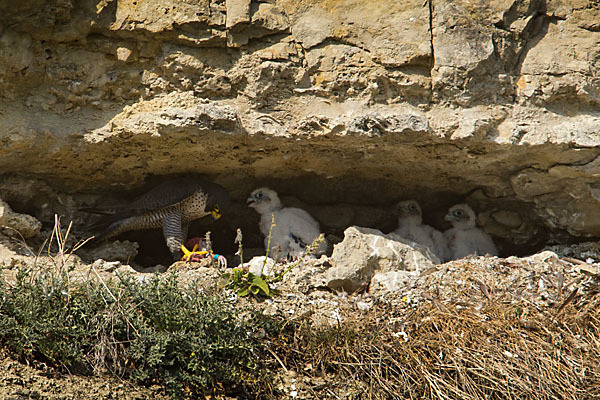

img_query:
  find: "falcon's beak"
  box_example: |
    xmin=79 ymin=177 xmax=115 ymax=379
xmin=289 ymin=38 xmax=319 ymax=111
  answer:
xmin=398 ymin=207 xmax=416 ymax=217
xmin=406 ymin=208 xmax=420 ymax=217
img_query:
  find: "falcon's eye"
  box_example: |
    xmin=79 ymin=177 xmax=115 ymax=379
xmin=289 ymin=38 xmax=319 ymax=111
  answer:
xmin=454 ymin=209 xmax=464 ymax=217
xmin=255 ymin=192 xmax=264 ymax=199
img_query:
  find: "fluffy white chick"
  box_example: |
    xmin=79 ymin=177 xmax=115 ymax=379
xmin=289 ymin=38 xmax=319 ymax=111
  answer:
xmin=393 ymin=200 xmax=449 ymax=262
xmin=443 ymin=203 xmax=498 ymax=260
xmin=247 ymin=187 xmax=327 ymax=261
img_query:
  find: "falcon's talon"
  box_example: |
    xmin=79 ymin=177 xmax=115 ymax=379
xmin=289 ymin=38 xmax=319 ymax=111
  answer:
xmin=180 ymin=243 xmax=226 ymax=267
xmin=180 ymin=243 xmax=202 ymax=257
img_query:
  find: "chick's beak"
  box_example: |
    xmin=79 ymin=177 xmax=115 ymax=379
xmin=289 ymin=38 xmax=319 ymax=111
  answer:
xmin=444 ymin=214 xmax=455 ymax=222
xmin=247 ymin=197 xmax=255 ymax=206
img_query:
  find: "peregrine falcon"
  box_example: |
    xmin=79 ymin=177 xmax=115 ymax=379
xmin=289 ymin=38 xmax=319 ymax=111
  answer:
xmin=85 ymin=177 xmax=229 ymax=259
xmin=443 ymin=203 xmax=498 ymax=260
xmin=247 ymin=187 xmax=327 ymax=261
xmin=393 ymin=199 xmax=449 ymax=262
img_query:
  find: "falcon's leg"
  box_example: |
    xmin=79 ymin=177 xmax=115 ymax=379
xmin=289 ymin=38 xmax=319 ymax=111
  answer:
xmin=162 ymin=211 xmax=185 ymax=259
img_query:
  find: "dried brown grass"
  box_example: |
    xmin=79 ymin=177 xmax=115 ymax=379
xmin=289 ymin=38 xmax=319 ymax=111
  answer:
xmin=270 ymin=259 xmax=600 ymax=399
xmin=272 ymin=301 xmax=600 ymax=399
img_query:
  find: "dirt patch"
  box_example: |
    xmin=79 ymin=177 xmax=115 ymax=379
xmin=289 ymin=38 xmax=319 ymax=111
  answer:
xmin=0 ymin=349 xmax=166 ymax=400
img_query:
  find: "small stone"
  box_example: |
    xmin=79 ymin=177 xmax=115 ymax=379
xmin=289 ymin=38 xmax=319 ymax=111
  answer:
xmin=0 ymin=198 xmax=41 ymax=238
xmin=116 ymin=47 xmax=133 ymax=62
xmin=244 ymin=256 xmax=276 ymax=276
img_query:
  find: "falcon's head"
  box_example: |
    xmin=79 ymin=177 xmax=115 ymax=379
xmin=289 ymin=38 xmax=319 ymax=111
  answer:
xmin=247 ymin=187 xmax=282 ymax=215
xmin=204 ymin=183 xmax=230 ymax=220
xmin=396 ymin=200 xmax=422 ymax=224
xmin=445 ymin=203 xmax=476 ymax=229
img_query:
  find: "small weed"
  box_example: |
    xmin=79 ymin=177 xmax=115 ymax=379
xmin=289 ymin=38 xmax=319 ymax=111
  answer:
xmin=222 ymin=267 xmax=274 ymax=297
xmin=47 ymin=215 xmax=91 ymax=274
xmin=222 ymin=217 xmax=326 ymax=298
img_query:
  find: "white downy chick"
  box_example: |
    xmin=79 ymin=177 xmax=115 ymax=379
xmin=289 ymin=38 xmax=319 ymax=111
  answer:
xmin=394 ymin=199 xmax=449 ymax=262
xmin=247 ymin=187 xmax=327 ymax=261
xmin=443 ymin=203 xmax=498 ymax=260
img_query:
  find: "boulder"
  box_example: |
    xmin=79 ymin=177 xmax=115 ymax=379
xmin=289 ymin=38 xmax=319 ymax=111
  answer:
xmin=0 ymin=198 xmax=41 ymax=239
xmin=326 ymin=226 xmax=437 ymax=293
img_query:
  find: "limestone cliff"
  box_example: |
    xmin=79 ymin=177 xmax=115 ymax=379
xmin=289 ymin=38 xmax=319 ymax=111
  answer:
xmin=1 ymin=0 xmax=599 ymax=261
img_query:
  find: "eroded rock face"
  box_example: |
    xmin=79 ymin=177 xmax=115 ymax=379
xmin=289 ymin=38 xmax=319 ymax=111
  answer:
xmin=0 ymin=0 xmax=599 ymax=262
xmin=327 ymin=226 xmax=437 ymax=293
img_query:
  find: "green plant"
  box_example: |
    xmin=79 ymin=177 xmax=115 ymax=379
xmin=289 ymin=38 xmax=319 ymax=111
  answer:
xmin=222 ymin=267 xmax=274 ymax=297
xmin=0 ymin=267 xmax=102 ymax=373
xmin=0 ymin=266 xmax=272 ymax=398
xmin=223 ymin=217 xmax=326 ymax=298
xmin=114 ymin=273 xmax=260 ymax=396
xmin=223 ymin=222 xmax=275 ymax=297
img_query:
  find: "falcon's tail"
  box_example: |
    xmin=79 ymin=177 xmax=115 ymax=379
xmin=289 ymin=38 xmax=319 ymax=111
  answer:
xmin=82 ymin=220 xmax=127 ymax=248
xmin=65 ymin=223 xmax=117 ymax=255
xmin=78 ymin=207 xmax=116 ymax=216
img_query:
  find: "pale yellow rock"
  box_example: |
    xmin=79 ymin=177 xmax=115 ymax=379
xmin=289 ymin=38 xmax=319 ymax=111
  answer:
xmin=0 ymin=198 xmax=41 ymax=239
xmin=327 ymin=226 xmax=437 ymax=293
xmin=226 ymin=0 xmax=251 ymax=28
xmin=0 ymin=0 xmax=600 ymax=251
xmin=115 ymin=46 xmax=133 ymax=62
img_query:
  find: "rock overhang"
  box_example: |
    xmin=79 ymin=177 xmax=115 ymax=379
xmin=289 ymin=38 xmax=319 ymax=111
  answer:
xmin=1 ymin=0 xmax=600 ymax=265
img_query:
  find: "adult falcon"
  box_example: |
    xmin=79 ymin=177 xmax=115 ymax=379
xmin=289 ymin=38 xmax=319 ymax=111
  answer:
xmin=84 ymin=176 xmax=229 ymax=259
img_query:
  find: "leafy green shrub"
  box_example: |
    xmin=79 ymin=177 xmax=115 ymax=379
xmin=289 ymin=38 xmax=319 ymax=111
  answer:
xmin=223 ymin=229 xmax=327 ymax=298
xmin=0 ymin=268 xmax=271 ymax=398
xmin=114 ymin=274 xmax=261 ymax=396
xmin=0 ymin=269 xmax=103 ymax=373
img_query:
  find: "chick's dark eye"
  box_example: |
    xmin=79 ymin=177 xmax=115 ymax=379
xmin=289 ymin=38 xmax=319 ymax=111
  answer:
xmin=454 ymin=210 xmax=464 ymax=216
xmin=255 ymin=192 xmax=263 ymax=199
xmin=409 ymin=205 xmax=416 ymax=210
